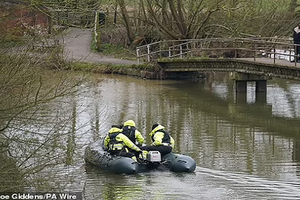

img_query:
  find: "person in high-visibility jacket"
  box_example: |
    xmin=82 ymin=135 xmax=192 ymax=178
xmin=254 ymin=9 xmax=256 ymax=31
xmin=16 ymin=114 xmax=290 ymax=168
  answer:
xmin=122 ymin=120 xmax=145 ymax=146
xmin=104 ymin=126 xmax=142 ymax=160
xmin=141 ymin=124 xmax=174 ymax=156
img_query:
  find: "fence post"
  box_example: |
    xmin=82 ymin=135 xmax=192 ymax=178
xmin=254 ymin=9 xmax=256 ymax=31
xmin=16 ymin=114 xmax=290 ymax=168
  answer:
xmin=159 ymin=41 xmax=162 ymax=58
xmin=234 ymin=39 xmax=237 ymax=58
xmin=289 ymin=48 xmax=292 ymax=63
xmin=273 ymin=46 xmax=276 ymax=64
xmin=147 ymin=45 xmax=150 ymax=62
xmin=295 ymin=44 xmax=298 ymax=66
xmin=253 ymin=41 xmax=256 ymax=61
xmin=136 ymin=48 xmax=140 ymax=64
xmin=294 ymin=44 xmax=299 ymax=66
xmin=190 ymin=41 xmax=193 ymax=57
xmin=180 ymin=44 xmax=183 ymax=58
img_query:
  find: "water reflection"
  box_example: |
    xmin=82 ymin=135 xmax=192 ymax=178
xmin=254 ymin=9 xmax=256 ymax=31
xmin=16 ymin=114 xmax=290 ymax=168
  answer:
xmin=2 ymin=72 xmax=300 ymax=199
xmin=85 ymin=164 xmax=300 ymax=200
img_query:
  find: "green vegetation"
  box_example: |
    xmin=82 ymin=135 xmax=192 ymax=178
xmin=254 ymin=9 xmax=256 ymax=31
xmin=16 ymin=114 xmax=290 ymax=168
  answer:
xmin=70 ymin=61 xmax=155 ymax=73
xmin=98 ymin=44 xmax=136 ymax=59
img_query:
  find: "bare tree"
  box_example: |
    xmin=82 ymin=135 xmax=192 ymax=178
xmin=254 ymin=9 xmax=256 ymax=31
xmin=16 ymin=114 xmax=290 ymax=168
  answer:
xmin=0 ymin=42 xmax=83 ymax=189
xmin=110 ymin=0 xmax=299 ymax=46
xmin=117 ymin=0 xmax=135 ymax=44
xmin=0 ymin=1 xmax=85 ymax=191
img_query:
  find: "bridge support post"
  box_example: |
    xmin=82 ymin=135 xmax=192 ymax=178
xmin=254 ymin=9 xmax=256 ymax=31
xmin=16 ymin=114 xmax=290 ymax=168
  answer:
xmin=236 ymin=81 xmax=247 ymax=93
xmin=255 ymin=80 xmax=267 ymax=103
xmin=236 ymin=92 xmax=247 ymax=103
xmin=230 ymin=72 xmax=270 ymax=104
xmin=256 ymin=80 xmax=267 ymax=92
xmin=235 ymin=81 xmax=247 ymax=103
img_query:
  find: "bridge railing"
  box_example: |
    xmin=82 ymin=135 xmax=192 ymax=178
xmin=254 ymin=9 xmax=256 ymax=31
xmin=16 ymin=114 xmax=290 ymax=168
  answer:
xmin=136 ymin=37 xmax=299 ymax=65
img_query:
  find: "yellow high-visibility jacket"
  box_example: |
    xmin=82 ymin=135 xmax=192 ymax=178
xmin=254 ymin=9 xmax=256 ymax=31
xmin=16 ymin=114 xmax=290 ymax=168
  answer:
xmin=104 ymin=127 xmax=141 ymax=152
xmin=123 ymin=120 xmax=145 ymax=145
xmin=149 ymin=125 xmax=175 ymax=148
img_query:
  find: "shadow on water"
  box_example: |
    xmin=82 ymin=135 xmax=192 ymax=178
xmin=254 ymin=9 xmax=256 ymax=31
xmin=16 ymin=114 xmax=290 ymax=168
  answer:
xmin=84 ymin=163 xmax=300 ymax=200
xmin=163 ymin=77 xmax=300 ymax=139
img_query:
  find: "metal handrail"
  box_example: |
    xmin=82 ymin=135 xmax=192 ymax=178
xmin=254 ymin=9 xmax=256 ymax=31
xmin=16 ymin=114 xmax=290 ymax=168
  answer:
xmin=136 ymin=37 xmax=298 ymax=65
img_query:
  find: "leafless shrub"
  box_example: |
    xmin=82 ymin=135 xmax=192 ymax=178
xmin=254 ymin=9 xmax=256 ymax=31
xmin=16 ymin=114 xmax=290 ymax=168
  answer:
xmin=0 ymin=40 xmax=82 ymax=191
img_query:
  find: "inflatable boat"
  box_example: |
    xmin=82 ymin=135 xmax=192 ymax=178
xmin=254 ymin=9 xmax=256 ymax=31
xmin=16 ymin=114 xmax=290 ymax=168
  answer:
xmin=84 ymin=140 xmax=196 ymax=174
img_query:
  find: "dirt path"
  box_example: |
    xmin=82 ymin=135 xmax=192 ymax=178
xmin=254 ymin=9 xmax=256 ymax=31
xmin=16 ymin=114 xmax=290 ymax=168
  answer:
xmin=62 ymin=27 xmax=138 ymax=65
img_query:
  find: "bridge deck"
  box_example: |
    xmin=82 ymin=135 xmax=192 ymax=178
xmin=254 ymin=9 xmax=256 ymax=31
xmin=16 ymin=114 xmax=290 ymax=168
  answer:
xmin=238 ymin=57 xmax=300 ymax=68
xmin=157 ymin=57 xmax=300 ymax=80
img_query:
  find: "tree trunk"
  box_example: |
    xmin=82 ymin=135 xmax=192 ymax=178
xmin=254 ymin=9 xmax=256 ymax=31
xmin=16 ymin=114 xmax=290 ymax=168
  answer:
xmin=146 ymin=0 xmax=180 ymax=39
xmin=117 ymin=0 xmax=135 ymax=44
xmin=167 ymin=0 xmax=187 ymax=37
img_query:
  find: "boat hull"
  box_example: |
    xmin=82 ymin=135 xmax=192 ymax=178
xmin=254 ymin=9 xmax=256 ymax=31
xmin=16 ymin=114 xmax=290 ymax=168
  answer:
xmin=162 ymin=153 xmax=196 ymax=172
xmin=84 ymin=141 xmax=139 ymax=174
xmin=84 ymin=140 xmax=196 ymax=174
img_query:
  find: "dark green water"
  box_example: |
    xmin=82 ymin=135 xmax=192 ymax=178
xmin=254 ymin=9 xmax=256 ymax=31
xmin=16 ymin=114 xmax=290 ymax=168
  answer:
xmin=2 ymin=72 xmax=300 ymax=199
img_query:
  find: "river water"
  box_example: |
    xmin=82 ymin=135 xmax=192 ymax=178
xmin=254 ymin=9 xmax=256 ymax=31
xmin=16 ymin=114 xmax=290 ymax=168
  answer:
xmin=2 ymin=72 xmax=300 ymax=199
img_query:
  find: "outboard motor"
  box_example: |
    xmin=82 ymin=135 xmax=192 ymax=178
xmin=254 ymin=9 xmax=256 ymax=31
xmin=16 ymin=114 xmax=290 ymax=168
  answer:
xmin=138 ymin=151 xmax=161 ymax=170
xmin=146 ymin=151 xmax=161 ymax=162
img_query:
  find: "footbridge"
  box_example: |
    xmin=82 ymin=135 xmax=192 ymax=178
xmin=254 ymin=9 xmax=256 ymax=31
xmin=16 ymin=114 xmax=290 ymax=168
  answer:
xmin=135 ymin=39 xmax=300 ymax=138
xmin=136 ymin=38 xmax=300 ymax=96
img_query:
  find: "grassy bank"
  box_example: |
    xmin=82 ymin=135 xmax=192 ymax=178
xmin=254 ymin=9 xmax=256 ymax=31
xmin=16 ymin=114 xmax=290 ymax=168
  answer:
xmin=69 ymin=62 xmax=162 ymax=79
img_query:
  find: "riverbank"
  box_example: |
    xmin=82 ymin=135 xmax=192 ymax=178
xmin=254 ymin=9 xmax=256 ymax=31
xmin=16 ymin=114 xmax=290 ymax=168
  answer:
xmin=69 ymin=61 xmax=161 ymax=79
